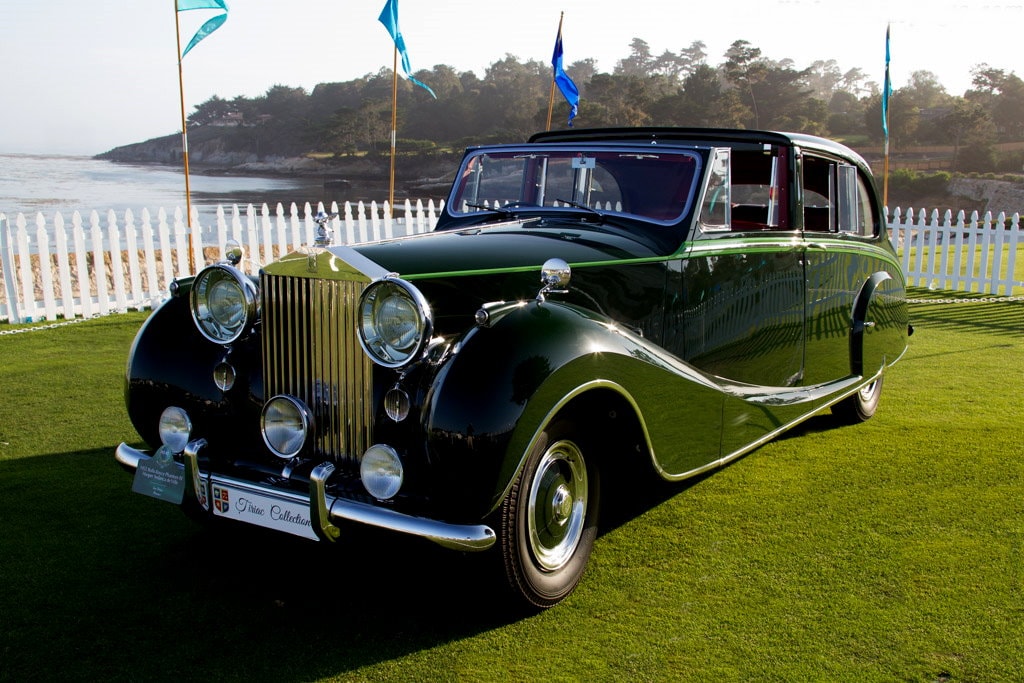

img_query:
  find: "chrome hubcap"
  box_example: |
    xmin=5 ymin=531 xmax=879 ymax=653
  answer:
xmin=551 ymin=484 xmax=573 ymax=526
xmin=527 ymin=439 xmax=588 ymax=572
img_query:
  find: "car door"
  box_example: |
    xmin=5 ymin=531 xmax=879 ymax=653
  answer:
xmin=670 ymin=146 xmax=807 ymax=461
xmin=678 ymin=146 xmax=806 ymax=390
xmin=800 ymin=151 xmax=894 ymax=386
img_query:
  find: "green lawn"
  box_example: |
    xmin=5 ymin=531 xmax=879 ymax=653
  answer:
xmin=0 ymin=292 xmax=1021 ymax=682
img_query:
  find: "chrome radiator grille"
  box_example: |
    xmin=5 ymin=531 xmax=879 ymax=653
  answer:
xmin=261 ymin=273 xmax=373 ymax=464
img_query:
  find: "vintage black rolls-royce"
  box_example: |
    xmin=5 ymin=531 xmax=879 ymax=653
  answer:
xmin=116 ymin=127 xmax=910 ymax=608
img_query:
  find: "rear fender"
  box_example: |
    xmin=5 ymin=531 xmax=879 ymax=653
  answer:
xmin=850 ymin=270 xmax=908 ymax=377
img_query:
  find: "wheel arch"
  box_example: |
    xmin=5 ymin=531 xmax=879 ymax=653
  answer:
xmin=488 ymin=378 xmax=655 ymax=517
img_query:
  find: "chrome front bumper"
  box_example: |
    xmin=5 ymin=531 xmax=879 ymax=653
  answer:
xmin=115 ymin=442 xmax=496 ymax=551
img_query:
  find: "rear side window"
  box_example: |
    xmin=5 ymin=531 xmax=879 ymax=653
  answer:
xmin=837 ymin=166 xmax=877 ymax=237
xmin=802 ymin=154 xmax=878 ymax=236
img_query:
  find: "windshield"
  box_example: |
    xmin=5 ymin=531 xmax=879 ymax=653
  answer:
xmin=450 ymin=148 xmax=701 ymax=223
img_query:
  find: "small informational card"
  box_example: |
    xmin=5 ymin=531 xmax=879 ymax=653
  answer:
xmin=131 ymin=446 xmax=185 ymax=504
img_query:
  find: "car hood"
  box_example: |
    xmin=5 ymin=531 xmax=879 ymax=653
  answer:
xmin=350 ymin=221 xmax=662 ymax=279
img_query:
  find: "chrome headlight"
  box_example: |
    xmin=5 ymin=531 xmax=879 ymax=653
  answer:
xmin=190 ymin=264 xmax=259 ymax=345
xmin=261 ymin=395 xmax=312 ymax=459
xmin=357 ymin=277 xmax=432 ymax=368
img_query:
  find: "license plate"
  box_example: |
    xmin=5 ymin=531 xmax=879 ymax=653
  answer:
xmin=209 ymin=482 xmax=319 ymax=541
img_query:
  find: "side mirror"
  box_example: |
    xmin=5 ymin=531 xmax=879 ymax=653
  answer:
xmin=537 ymin=258 xmax=571 ymax=302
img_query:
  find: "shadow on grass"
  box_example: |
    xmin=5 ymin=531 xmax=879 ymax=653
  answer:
xmin=0 ymin=446 xmax=684 ymax=682
xmin=0 ymin=448 xmax=522 ymax=682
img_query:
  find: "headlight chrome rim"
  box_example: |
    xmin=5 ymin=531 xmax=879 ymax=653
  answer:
xmin=357 ymin=277 xmax=432 ymax=369
xmin=190 ymin=264 xmax=259 ymax=345
xmin=261 ymin=395 xmax=313 ymax=460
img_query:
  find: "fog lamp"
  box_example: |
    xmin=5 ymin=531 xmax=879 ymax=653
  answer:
xmin=261 ymin=395 xmax=312 ymax=459
xmin=360 ymin=444 xmax=404 ymax=500
xmin=158 ymin=406 xmax=192 ymax=453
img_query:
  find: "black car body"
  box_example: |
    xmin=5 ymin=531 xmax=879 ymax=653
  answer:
xmin=116 ymin=127 xmax=910 ymax=608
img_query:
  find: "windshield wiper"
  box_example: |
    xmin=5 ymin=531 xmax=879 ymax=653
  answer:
xmin=465 ymin=202 xmax=514 ymax=216
xmin=555 ymin=198 xmax=606 ymax=222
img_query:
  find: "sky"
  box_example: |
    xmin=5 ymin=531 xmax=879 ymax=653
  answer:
xmin=1 ymin=0 xmax=1020 ymax=156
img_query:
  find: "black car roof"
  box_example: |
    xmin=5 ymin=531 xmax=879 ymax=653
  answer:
xmin=526 ymin=127 xmax=870 ymax=170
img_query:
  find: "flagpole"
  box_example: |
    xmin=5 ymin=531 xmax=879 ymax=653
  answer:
xmin=174 ymin=1 xmax=195 ymax=273
xmin=546 ymin=80 xmax=556 ymax=132
xmin=545 ymin=12 xmax=565 ymax=131
xmin=388 ymin=46 xmax=398 ymax=218
xmin=883 ymin=138 xmax=890 ymax=208
xmin=882 ymin=22 xmax=891 ymax=210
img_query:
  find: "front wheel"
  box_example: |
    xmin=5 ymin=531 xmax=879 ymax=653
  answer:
xmin=832 ymin=375 xmax=884 ymax=424
xmin=499 ymin=420 xmax=600 ymax=609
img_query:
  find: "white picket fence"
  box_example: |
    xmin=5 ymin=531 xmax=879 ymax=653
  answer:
xmin=0 ymin=199 xmax=441 ymax=323
xmin=888 ymin=208 xmax=1022 ymax=295
xmin=0 ymin=203 xmax=1021 ymax=324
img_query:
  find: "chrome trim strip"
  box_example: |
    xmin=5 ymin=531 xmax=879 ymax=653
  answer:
xmin=115 ymin=443 xmax=496 ymax=551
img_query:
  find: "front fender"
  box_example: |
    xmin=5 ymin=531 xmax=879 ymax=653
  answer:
xmin=423 ymin=300 xmax=725 ymax=519
xmin=125 ymin=287 xmax=264 ymax=453
xmin=422 ymin=301 xmax=595 ymax=518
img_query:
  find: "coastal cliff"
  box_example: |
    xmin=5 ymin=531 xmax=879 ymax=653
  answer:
xmin=95 ymin=128 xmax=456 ymax=191
xmin=97 ymin=131 xmax=1024 ymax=215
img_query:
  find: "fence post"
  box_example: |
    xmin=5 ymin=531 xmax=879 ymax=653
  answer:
xmin=353 ymin=201 xmax=366 ymax=244
xmin=107 ymin=210 xmax=128 ymax=313
xmin=0 ymin=213 xmax=21 ymax=323
xmin=53 ymin=212 xmax=75 ymax=320
xmin=123 ymin=209 xmax=144 ymax=309
xmin=35 ymin=213 xmax=57 ymax=320
xmin=993 ymin=211 xmax=1007 ymax=295
xmin=15 ymin=216 xmax=34 ymax=321
xmin=1008 ymin=213 xmax=1021 ymax=293
xmin=141 ymin=209 xmax=160 ymax=308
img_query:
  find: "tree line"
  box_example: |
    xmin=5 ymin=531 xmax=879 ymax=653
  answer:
xmin=186 ymin=38 xmax=1024 ymax=174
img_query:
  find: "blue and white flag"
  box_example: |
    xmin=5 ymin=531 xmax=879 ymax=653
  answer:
xmin=378 ymin=0 xmax=436 ymax=98
xmin=552 ymin=24 xmax=579 ymax=126
xmin=177 ymin=0 xmax=228 ymax=58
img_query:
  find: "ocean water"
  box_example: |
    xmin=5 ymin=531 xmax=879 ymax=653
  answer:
xmin=0 ymin=153 xmax=337 ymax=228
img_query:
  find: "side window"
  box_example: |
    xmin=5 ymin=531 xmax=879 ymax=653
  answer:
xmin=802 ymin=155 xmax=836 ymax=232
xmin=699 ymin=148 xmax=730 ymax=230
xmin=837 ymin=165 xmax=878 ymax=237
xmin=730 ymin=148 xmax=782 ymax=231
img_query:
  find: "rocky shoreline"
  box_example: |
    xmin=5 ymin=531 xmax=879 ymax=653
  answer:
xmin=95 ymin=136 xmax=1024 ymax=216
